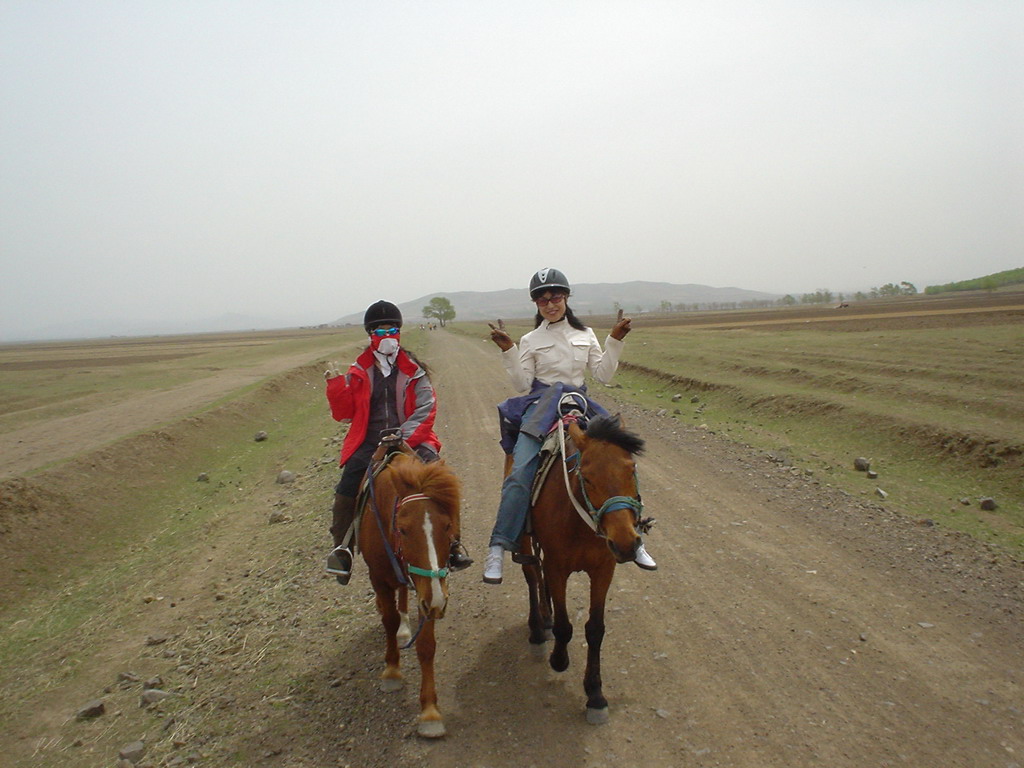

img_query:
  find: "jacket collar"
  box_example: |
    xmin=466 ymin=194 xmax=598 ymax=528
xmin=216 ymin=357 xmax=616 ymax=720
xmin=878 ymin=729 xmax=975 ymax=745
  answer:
xmin=355 ymin=346 xmax=421 ymax=378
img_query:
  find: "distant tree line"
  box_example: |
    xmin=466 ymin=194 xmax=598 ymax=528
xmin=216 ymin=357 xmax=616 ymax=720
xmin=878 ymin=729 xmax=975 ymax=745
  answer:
xmin=924 ymin=267 xmax=1024 ymax=295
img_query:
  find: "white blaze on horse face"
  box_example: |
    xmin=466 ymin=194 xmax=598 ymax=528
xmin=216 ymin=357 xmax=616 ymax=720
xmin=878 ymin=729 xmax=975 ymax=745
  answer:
xmin=421 ymin=513 xmax=446 ymax=610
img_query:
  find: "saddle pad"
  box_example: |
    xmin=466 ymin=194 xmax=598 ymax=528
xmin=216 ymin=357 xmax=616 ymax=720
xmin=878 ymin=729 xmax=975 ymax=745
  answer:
xmin=530 ymin=427 xmax=574 ymax=506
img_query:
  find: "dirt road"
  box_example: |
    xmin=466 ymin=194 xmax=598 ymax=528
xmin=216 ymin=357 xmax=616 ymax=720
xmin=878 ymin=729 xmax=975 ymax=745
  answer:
xmin=405 ymin=329 xmax=1024 ymax=767
xmin=4 ymin=328 xmax=1022 ymax=767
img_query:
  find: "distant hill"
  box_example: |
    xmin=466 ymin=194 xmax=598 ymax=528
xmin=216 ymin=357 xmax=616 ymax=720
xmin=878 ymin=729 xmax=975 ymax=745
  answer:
xmin=334 ymin=281 xmax=781 ymax=325
xmin=925 ymin=267 xmax=1024 ymax=295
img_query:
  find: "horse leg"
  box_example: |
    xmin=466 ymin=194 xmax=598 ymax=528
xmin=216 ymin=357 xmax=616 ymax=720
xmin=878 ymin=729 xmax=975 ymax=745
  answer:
xmin=397 ymin=585 xmax=412 ymax=646
xmin=375 ymin=586 xmax=404 ymax=692
xmin=583 ymin=565 xmax=614 ymax=724
xmin=546 ymin=568 xmax=572 ymax=673
xmin=524 ymin=562 xmax=551 ymax=652
xmin=414 ymin=619 xmax=446 ymax=738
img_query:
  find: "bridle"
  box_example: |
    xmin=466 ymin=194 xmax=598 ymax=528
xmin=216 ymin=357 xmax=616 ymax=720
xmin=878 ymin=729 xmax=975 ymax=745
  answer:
xmin=367 ymin=484 xmax=449 ymax=649
xmin=395 ymin=493 xmax=450 ymax=581
xmin=369 ymin=483 xmax=450 ymax=585
xmin=556 ymin=417 xmax=644 ymax=535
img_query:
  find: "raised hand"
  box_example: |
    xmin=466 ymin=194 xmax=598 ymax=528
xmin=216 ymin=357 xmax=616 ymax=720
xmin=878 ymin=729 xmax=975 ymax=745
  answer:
xmin=610 ymin=311 xmax=632 ymax=341
xmin=487 ymin=322 xmax=514 ymax=351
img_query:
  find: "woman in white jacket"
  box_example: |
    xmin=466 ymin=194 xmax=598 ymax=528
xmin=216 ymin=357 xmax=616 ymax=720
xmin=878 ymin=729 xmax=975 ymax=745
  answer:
xmin=483 ymin=268 xmax=657 ymax=584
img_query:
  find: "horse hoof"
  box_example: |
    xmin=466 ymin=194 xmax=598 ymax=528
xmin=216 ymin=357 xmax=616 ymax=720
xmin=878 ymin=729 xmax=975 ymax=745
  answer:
xmin=528 ymin=641 xmax=548 ymax=660
xmin=380 ymin=677 xmax=403 ymax=692
xmin=586 ymin=706 xmax=609 ymax=725
xmin=417 ymin=719 xmax=446 ymax=739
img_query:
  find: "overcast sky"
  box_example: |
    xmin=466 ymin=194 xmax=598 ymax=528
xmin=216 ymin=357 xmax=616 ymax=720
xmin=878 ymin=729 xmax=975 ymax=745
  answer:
xmin=2 ymin=1 xmax=1021 ymax=339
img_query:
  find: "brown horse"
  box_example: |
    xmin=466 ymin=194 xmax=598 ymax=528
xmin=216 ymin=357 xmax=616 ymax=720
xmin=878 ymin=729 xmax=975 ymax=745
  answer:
xmin=519 ymin=413 xmax=646 ymax=724
xmin=358 ymin=451 xmax=461 ymax=738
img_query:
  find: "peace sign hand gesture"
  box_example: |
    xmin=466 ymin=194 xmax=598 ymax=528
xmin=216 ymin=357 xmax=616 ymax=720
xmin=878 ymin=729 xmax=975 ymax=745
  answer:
xmin=487 ymin=320 xmax=514 ymax=352
xmin=610 ymin=309 xmax=632 ymax=341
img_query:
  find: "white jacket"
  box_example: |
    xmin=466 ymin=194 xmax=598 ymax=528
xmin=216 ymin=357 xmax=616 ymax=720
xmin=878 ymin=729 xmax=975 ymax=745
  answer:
xmin=501 ymin=318 xmax=624 ymax=393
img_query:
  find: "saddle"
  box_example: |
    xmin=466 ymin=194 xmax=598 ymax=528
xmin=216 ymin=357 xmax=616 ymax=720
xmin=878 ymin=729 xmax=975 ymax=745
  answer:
xmin=524 ymin=394 xmax=588 ymax=526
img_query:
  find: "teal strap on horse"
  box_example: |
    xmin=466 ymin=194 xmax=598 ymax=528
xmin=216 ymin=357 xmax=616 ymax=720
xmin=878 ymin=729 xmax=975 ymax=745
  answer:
xmin=556 ymin=416 xmax=644 ymax=532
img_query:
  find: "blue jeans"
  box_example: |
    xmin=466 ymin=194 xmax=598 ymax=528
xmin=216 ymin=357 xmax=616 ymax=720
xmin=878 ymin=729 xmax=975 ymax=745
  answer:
xmin=489 ymin=425 xmax=543 ymax=551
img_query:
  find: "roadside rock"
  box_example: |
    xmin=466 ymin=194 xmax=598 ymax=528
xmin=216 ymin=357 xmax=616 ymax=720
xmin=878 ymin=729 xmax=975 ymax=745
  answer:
xmin=140 ymin=689 xmax=175 ymax=708
xmin=119 ymin=740 xmax=146 ymax=763
xmin=276 ymin=470 xmax=296 ymax=484
xmin=254 ymin=431 xmax=269 ymax=442
xmin=76 ymin=699 xmax=105 ymax=720
xmin=854 ymin=457 xmax=871 ymax=472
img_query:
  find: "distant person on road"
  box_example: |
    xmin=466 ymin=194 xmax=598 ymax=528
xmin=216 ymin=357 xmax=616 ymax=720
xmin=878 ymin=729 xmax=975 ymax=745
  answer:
xmin=323 ymin=300 xmax=472 ymax=584
xmin=482 ymin=268 xmax=656 ymax=584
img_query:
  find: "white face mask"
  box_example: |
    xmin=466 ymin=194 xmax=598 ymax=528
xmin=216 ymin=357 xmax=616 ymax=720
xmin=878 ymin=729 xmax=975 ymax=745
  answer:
xmin=375 ymin=337 xmax=400 ymax=355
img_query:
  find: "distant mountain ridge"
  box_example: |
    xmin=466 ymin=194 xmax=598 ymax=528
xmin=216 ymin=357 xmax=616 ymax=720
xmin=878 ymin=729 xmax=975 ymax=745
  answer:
xmin=335 ymin=281 xmax=780 ymax=325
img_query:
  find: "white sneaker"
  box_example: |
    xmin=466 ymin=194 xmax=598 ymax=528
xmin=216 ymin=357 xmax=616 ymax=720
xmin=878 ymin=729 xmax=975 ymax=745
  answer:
xmin=483 ymin=545 xmax=505 ymax=584
xmin=634 ymin=541 xmax=657 ymax=571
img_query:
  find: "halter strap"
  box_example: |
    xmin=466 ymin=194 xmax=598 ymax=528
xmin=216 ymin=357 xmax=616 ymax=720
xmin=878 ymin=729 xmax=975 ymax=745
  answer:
xmin=558 ymin=419 xmax=599 ymax=531
xmin=396 ymin=493 xmax=449 ymax=580
xmin=557 ymin=418 xmax=643 ymax=531
xmin=407 ymin=564 xmax=450 ymax=579
xmin=398 ymin=493 xmax=431 ymax=507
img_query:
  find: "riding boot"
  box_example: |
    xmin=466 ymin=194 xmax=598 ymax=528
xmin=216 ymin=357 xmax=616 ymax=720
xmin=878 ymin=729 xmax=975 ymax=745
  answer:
xmin=447 ymin=539 xmax=473 ymax=571
xmin=326 ymin=494 xmax=356 ymax=585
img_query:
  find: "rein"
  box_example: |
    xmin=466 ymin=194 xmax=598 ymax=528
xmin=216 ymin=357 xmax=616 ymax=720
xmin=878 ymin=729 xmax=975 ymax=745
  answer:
xmin=397 ymin=493 xmax=450 ymax=580
xmin=557 ymin=418 xmax=643 ymax=534
xmin=368 ymin=487 xmax=448 ymax=650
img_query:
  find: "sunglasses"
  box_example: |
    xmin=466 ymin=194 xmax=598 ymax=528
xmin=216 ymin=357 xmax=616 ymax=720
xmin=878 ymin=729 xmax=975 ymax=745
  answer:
xmin=370 ymin=327 xmax=400 ymax=337
xmin=534 ymin=294 xmax=566 ymax=307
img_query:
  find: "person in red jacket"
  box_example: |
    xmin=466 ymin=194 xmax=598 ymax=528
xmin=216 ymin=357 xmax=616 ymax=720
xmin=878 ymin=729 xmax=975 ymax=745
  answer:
xmin=324 ymin=300 xmax=472 ymax=584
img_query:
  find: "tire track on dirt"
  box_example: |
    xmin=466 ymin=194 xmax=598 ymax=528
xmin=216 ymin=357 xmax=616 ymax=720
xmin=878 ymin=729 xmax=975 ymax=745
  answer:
xmin=0 ymin=347 xmax=344 ymax=480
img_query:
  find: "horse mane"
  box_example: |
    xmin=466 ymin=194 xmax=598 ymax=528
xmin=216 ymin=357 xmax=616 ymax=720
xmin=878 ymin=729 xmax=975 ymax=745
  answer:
xmin=390 ymin=456 xmax=461 ymax=516
xmin=584 ymin=414 xmax=645 ymax=456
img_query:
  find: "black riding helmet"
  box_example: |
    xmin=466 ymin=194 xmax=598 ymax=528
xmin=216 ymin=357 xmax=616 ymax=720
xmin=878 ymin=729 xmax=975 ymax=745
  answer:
xmin=529 ymin=268 xmax=570 ymax=299
xmin=363 ymin=300 xmax=403 ymax=333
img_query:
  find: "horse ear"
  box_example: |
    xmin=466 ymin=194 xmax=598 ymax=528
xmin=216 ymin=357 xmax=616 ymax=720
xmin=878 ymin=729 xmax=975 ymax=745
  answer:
xmin=568 ymin=420 xmax=587 ymax=445
xmin=613 ymin=412 xmax=626 ymax=429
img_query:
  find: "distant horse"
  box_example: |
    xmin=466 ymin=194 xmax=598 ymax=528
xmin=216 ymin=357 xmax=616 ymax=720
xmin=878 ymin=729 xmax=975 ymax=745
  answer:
xmin=517 ymin=413 xmax=647 ymax=724
xmin=358 ymin=450 xmax=461 ymax=738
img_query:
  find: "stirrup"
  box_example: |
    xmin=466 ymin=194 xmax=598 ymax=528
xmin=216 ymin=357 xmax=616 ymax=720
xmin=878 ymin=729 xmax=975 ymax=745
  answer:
xmin=326 ymin=546 xmax=353 ymax=585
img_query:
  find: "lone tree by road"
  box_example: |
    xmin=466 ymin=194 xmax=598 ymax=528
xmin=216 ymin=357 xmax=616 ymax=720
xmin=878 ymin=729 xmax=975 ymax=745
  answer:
xmin=423 ymin=296 xmax=456 ymax=327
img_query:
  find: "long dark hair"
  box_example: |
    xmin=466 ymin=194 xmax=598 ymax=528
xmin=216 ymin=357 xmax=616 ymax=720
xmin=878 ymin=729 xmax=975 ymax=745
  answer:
xmin=534 ymin=303 xmax=587 ymax=331
xmin=403 ymin=347 xmax=431 ymax=377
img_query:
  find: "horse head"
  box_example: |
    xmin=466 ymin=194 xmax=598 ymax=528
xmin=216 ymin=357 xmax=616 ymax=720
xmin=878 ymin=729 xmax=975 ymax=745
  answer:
xmin=389 ymin=456 xmax=461 ymax=620
xmin=567 ymin=414 xmax=646 ymax=564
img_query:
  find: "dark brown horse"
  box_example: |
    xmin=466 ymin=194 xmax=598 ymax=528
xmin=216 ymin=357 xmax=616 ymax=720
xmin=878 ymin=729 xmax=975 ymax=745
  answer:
xmin=518 ymin=413 xmax=646 ymax=724
xmin=358 ymin=452 xmax=462 ymax=738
